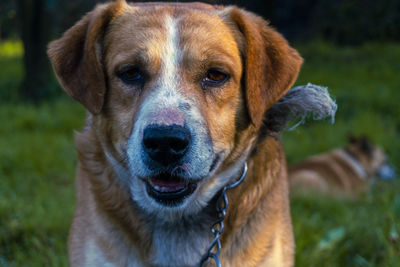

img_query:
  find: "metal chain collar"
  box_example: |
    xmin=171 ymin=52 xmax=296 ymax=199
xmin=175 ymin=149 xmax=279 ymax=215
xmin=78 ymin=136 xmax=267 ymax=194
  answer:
xmin=199 ymin=162 xmax=248 ymax=267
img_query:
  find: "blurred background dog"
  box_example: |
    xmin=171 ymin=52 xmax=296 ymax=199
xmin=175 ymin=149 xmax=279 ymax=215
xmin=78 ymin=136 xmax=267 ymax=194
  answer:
xmin=289 ymin=135 xmax=396 ymax=196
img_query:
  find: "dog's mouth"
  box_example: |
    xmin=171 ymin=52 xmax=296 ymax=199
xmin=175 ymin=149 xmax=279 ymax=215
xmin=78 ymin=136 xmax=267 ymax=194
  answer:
xmin=145 ymin=174 xmax=198 ymax=206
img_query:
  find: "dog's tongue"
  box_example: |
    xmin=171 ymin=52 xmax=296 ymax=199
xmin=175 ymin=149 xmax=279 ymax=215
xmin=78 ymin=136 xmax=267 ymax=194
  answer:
xmin=149 ymin=177 xmax=186 ymax=192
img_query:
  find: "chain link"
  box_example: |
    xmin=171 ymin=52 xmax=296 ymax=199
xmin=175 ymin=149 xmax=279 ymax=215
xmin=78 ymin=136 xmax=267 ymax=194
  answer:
xmin=199 ymin=162 xmax=248 ymax=267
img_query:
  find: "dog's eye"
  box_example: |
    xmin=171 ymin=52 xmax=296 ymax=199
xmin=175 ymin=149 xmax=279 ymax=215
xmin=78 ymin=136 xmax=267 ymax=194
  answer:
xmin=118 ymin=67 xmax=144 ymax=84
xmin=203 ymin=69 xmax=229 ymax=87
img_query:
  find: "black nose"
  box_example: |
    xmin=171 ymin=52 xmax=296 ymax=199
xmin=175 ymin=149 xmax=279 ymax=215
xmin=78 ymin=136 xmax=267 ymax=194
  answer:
xmin=143 ymin=125 xmax=191 ymax=165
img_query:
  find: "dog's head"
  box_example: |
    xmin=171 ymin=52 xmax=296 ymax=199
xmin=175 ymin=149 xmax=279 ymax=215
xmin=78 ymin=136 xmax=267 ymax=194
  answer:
xmin=346 ymin=135 xmax=396 ymax=180
xmin=48 ymin=0 xmax=302 ymax=220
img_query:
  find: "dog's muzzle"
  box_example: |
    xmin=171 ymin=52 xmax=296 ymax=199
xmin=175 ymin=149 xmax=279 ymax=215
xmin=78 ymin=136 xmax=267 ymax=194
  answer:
xmin=141 ymin=124 xmax=196 ymax=206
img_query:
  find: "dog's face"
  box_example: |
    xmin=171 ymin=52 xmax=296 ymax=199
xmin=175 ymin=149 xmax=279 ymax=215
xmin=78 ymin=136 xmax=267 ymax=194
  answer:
xmin=346 ymin=136 xmax=396 ymax=180
xmin=105 ymin=6 xmax=244 ymax=217
xmin=48 ymin=1 xmax=302 ymax=220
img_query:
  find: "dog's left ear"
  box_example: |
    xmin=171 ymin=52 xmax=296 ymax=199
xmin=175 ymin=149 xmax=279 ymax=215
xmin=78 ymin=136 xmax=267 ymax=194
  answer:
xmin=221 ymin=7 xmax=303 ymax=127
xmin=47 ymin=0 xmax=126 ymax=114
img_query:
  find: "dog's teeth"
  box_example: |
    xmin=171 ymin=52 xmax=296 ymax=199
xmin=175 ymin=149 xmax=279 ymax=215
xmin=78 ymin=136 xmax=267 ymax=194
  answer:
xmin=148 ymin=177 xmax=187 ymax=193
xmin=158 ymin=186 xmax=184 ymax=192
xmin=149 ymin=184 xmax=186 ymax=193
xmin=153 ymin=185 xmax=161 ymax=191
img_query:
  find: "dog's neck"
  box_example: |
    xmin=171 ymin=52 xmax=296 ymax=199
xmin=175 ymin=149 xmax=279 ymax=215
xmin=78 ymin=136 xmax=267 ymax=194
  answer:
xmin=147 ymin=208 xmax=216 ymax=266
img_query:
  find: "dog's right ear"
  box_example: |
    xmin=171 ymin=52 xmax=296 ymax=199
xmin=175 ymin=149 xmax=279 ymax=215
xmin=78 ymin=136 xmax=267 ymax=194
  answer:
xmin=220 ymin=7 xmax=303 ymax=127
xmin=47 ymin=1 xmax=126 ymax=114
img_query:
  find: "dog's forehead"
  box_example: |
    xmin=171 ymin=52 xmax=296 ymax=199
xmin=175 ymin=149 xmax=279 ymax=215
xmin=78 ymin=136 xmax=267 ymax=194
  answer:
xmin=104 ymin=4 xmax=240 ymax=73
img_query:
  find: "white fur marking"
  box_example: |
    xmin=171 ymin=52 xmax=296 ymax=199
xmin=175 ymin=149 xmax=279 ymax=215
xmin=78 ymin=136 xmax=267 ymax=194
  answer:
xmin=85 ymin=239 xmax=115 ymax=267
xmin=151 ymin=223 xmax=210 ymax=266
xmin=336 ymin=150 xmax=368 ymax=179
xmin=161 ymin=15 xmax=181 ymax=94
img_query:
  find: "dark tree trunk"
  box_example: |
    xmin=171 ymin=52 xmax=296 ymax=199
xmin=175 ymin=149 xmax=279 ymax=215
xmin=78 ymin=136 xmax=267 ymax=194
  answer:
xmin=17 ymin=0 xmax=54 ymax=102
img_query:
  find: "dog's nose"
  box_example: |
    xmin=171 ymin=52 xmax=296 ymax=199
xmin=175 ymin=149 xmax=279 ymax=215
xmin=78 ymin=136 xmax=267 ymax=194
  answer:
xmin=143 ymin=125 xmax=191 ymax=165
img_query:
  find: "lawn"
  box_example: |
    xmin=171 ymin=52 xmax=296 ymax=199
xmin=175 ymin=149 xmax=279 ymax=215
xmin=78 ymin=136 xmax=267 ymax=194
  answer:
xmin=0 ymin=40 xmax=399 ymax=266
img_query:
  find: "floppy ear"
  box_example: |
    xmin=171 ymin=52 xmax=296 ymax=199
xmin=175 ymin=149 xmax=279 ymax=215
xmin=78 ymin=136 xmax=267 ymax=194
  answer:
xmin=47 ymin=1 xmax=125 ymax=114
xmin=223 ymin=7 xmax=303 ymax=126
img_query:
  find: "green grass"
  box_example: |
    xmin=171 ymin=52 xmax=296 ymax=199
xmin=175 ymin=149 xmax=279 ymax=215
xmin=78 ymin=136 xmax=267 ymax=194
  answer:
xmin=291 ymin=183 xmax=400 ymax=266
xmin=0 ymin=100 xmax=85 ymax=266
xmin=0 ymin=40 xmax=399 ymax=266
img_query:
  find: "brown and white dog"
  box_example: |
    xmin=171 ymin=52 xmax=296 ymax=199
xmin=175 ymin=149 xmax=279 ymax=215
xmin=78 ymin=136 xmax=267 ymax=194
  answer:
xmin=289 ymin=136 xmax=396 ymax=196
xmin=47 ymin=1 xmax=335 ymax=266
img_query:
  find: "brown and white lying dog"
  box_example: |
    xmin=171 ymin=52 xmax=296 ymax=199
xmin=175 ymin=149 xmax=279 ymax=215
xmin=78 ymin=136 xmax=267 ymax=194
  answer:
xmin=48 ymin=1 xmax=335 ymax=266
xmin=289 ymin=136 xmax=396 ymax=196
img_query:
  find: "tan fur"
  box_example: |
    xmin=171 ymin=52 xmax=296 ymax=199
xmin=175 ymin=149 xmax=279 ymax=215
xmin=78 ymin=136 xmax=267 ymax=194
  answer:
xmin=48 ymin=1 xmax=303 ymax=266
xmin=289 ymin=137 xmax=388 ymax=196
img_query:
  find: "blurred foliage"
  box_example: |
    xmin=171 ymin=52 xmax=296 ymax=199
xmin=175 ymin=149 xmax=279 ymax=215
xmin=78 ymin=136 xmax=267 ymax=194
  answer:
xmin=0 ymin=40 xmax=23 ymax=57
xmin=0 ymin=40 xmax=399 ymax=265
xmin=0 ymin=1 xmax=18 ymax=40
xmin=227 ymin=0 xmax=400 ymax=45
xmin=0 ymin=40 xmax=23 ymax=102
xmin=1 ymin=0 xmax=400 ymax=44
xmin=307 ymin=0 xmax=400 ymax=44
xmin=0 ymin=0 xmax=106 ymax=40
